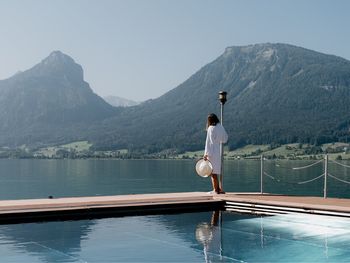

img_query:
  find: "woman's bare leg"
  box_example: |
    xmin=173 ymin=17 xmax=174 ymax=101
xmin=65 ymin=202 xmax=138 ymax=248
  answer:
xmin=211 ymin=174 xmax=220 ymax=193
xmin=211 ymin=174 xmax=225 ymax=194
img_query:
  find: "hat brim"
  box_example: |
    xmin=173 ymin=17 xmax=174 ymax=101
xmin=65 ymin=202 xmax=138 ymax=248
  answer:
xmin=195 ymin=159 xmax=213 ymax=177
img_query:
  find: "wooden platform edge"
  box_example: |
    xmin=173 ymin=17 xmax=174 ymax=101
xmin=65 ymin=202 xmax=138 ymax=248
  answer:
xmin=1 ymin=192 xmax=350 ymax=224
xmin=217 ymin=193 xmax=350 ymax=217
xmin=0 ymin=193 xmax=225 ymax=224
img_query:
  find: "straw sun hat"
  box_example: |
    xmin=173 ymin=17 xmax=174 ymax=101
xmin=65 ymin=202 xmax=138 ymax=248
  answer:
xmin=195 ymin=159 xmax=213 ymax=178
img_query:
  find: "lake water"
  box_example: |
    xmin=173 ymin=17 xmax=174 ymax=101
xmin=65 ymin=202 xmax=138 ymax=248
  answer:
xmin=0 ymin=159 xmax=349 ymax=200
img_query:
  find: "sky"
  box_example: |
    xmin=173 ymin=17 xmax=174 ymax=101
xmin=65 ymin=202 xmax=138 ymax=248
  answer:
xmin=0 ymin=0 xmax=349 ymax=101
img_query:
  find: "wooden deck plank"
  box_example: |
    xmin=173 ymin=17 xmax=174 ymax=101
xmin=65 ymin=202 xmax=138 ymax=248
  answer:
xmin=0 ymin=192 xmax=214 ymax=211
xmin=0 ymin=192 xmax=223 ymax=223
xmin=1 ymin=192 xmax=350 ymax=223
xmin=216 ymin=193 xmax=350 ymax=214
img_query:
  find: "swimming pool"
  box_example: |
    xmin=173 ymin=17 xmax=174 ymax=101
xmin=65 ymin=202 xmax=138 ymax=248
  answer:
xmin=0 ymin=211 xmax=349 ymax=262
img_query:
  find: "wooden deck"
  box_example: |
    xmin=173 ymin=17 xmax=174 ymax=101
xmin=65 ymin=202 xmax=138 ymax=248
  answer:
xmin=1 ymin=192 xmax=350 ymax=223
xmin=220 ymin=193 xmax=350 ymax=217
xmin=0 ymin=192 xmax=223 ymax=223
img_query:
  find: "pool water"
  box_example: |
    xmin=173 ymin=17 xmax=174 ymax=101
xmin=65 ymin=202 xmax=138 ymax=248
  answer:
xmin=0 ymin=211 xmax=350 ymax=262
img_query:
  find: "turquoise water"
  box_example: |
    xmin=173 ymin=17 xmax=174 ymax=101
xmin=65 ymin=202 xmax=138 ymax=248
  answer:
xmin=0 ymin=159 xmax=349 ymax=200
xmin=0 ymin=211 xmax=350 ymax=262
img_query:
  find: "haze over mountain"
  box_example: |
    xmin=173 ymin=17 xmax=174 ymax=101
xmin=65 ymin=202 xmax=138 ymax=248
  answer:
xmin=0 ymin=51 xmax=117 ymax=147
xmin=93 ymin=43 xmax=350 ymax=152
xmin=1 ymin=44 xmax=350 ymax=152
xmin=103 ymin=95 xmax=139 ymax=107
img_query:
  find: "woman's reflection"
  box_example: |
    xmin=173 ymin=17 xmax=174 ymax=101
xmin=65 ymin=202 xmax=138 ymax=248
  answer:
xmin=195 ymin=210 xmax=222 ymax=262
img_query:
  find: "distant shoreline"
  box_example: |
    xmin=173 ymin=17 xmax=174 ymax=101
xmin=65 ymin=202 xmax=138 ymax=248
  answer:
xmin=1 ymin=141 xmax=349 ymax=161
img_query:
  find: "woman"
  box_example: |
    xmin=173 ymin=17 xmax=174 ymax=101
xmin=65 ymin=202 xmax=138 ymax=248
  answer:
xmin=203 ymin=113 xmax=228 ymax=194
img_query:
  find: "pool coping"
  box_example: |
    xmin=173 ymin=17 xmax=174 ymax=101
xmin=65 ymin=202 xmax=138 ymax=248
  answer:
xmin=1 ymin=192 xmax=350 ymax=223
xmin=218 ymin=193 xmax=350 ymax=217
xmin=0 ymin=192 xmax=224 ymax=223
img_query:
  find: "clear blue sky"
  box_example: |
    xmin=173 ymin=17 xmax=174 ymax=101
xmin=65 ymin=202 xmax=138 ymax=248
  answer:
xmin=0 ymin=0 xmax=349 ymax=101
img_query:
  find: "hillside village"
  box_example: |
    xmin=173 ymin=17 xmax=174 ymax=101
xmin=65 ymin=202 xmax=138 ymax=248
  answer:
xmin=1 ymin=141 xmax=349 ymax=160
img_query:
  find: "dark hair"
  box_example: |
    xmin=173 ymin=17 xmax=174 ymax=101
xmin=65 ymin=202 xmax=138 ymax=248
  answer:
xmin=206 ymin=113 xmax=220 ymax=129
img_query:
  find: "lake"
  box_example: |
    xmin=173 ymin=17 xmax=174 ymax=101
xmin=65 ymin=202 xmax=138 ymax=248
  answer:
xmin=0 ymin=159 xmax=349 ymax=200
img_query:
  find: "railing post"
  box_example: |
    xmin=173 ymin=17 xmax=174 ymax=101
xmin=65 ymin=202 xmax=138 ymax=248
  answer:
xmin=218 ymin=91 xmax=227 ymax=191
xmin=260 ymin=155 xmax=264 ymax=194
xmin=324 ymin=154 xmax=328 ymax=198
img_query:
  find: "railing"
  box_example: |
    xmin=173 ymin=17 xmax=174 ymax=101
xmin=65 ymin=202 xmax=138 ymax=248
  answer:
xmin=260 ymin=154 xmax=350 ymax=198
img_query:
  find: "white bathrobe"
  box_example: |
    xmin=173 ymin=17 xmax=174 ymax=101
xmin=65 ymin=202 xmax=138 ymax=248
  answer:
xmin=204 ymin=123 xmax=228 ymax=174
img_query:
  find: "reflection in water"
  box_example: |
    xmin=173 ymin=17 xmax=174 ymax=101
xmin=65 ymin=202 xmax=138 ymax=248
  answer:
xmin=1 ymin=211 xmax=350 ymax=262
xmin=186 ymin=211 xmax=350 ymax=262
xmin=0 ymin=220 xmax=94 ymax=263
xmin=1 ymin=159 xmax=350 ymax=200
xmin=220 ymin=213 xmax=350 ymax=262
xmin=0 ymin=159 xmax=208 ymax=200
xmin=195 ymin=210 xmax=223 ymax=263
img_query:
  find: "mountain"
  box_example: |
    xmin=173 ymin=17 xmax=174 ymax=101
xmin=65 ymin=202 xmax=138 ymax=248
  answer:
xmin=103 ymin=95 xmax=139 ymax=107
xmin=1 ymin=44 xmax=350 ymax=152
xmin=0 ymin=51 xmax=117 ymax=147
xmin=92 ymin=43 xmax=350 ymax=152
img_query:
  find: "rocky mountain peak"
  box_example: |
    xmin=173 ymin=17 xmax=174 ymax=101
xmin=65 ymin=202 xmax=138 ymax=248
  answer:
xmin=1 ymin=43 xmax=350 ymax=150
xmin=42 ymin=50 xmax=75 ymax=66
xmin=0 ymin=50 xmax=117 ymax=146
xmin=27 ymin=50 xmax=84 ymax=81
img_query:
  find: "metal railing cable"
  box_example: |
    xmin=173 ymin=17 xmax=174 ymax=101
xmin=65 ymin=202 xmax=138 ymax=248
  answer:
xmin=263 ymin=157 xmax=323 ymax=184
xmin=297 ymin=174 xmax=324 ymax=185
xmin=292 ymin=159 xmax=324 ymax=170
xmin=329 ymin=159 xmax=350 ymax=169
xmin=259 ymin=154 xmax=350 ymax=198
xmin=328 ymin=173 xmax=350 ymax=185
xmin=264 ymin=171 xmax=303 ymax=185
xmin=263 ymin=158 xmax=323 ymax=171
xmin=261 ymin=155 xmax=326 ymax=195
xmin=263 ymin=171 xmax=280 ymax=182
xmin=264 ymin=170 xmax=324 ymax=185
